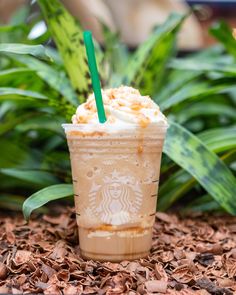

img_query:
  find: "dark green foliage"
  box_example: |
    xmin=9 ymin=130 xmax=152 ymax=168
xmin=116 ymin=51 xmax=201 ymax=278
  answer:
xmin=0 ymin=2 xmax=235 ymax=217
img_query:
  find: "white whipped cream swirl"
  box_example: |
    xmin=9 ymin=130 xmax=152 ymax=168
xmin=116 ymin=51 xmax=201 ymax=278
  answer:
xmin=72 ymin=86 xmax=168 ymax=127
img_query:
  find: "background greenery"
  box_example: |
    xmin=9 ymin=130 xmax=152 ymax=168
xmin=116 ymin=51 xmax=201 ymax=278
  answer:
xmin=0 ymin=0 xmax=235 ymax=218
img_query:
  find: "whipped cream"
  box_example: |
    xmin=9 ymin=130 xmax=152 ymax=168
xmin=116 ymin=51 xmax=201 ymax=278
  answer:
xmin=72 ymin=86 xmax=167 ymax=128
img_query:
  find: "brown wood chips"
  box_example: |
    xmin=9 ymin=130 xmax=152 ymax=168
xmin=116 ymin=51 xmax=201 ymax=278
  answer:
xmin=0 ymin=209 xmax=236 ymax=294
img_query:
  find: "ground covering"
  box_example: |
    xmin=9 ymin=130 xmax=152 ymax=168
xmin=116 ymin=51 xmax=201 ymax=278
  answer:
xmin=0 ymin=209 xmax=235 ymax=294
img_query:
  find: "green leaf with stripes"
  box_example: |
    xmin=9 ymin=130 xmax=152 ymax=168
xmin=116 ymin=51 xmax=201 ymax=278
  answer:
xmin=122 ymin=13 xmax=185 ymax=94
xmin=158 ymin=132 xmax=236 ymax=211
xmin=163 ymin=122 xmax=236 ymax=214
xmin=37 ymin=0 xmax=92 ymax=103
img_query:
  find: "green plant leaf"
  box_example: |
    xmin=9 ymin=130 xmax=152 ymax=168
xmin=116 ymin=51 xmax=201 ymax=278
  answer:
xmin=16 ymin=114 xmax=64 ymax=135
xmin=0 ymin=43 xmax=52 ymax=61
xmin=0 ymin=24 xmax=28 ymax=33
xmin=183 ymin=194 xmax=222 ymax=213
xmin=0 ymin=139 xmax=38 ymax=169
xmin=0 ymin=68 xmax=35 ymax=77
xmin=160 ymin=81 xmax=233 ymax=111
xmin=176 ymin=102 xmax=236 ymax=124
xmin=0 ymin=87 xmax=47 ymax=101
xmin=0 ymin=195 xmax=48 ymax=213
xmin=0 ymin=168 xmax=58 ymax=186
xmin=122 ymin=13 xmax=185 ymax=94
xmin=210 ymin=21 xmax=236 ymax=58
xmin=198 ymin=127 xmax=236 ymax=153
xmin=9 ymin=5 xmax=30 ymax=25
xmin=0 ymin=67 xmax=47 ymax=94
xmin=0 ymin=195 xmax=25 ymax=211
xmin=37 ymin=0 xmax=92 ymax=103
xmin=158 ymin=133 xmax=236 ymax=211
xmin=188 ymin=44 xmax=225 ymax=60
xmin=163 ymin=122 xmax=236 ymax=214
xmin=23 ymin=184 xmax=73 ymax=220
xmin=45 ymin=46 xmax=63 ymax=65
xmin=169 ymin=58 xmax=236 ymax=75
xmin=156 ymin=70 xmax=200 ymax=104
xmin=158 ymin=169 xmax=195 ymax=211
xmin=0 ymin=112 xmax=40 ymax=136
xmin=9 ymin=54 xmax=78 ymax=109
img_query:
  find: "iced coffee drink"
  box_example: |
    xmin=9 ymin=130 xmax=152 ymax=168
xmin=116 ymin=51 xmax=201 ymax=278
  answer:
xmin=63 ymin=86 xmax=168 ymax=261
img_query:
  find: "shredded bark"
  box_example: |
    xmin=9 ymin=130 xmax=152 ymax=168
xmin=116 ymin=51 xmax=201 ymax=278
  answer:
xmin=0 ymin=209 xmax=235 ymax=294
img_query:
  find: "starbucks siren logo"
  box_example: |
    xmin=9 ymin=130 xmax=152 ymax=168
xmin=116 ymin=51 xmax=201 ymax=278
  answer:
xmin=89 ymin=170 xmax=142 ymax=225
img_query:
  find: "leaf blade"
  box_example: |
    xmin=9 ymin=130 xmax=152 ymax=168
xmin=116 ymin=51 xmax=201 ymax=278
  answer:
xmin=9 ymin=54 xmax=78 ymax=108
xmin=0 ymin=168 xmax=58 ymax=186
xmin=23 ymin=184 xmax=73 ymax=220
xmin=163 ymin=122 xmax=236 ymax=214
xmin=0 ymin=87 xmax=47 ymax=101
xmin=0 ymin=43 xmax=52 ymax=61
xmin=123 ymin=13 xmax=185 ymax=94
xmin=37 ymin=0 xmax=92 ymax=103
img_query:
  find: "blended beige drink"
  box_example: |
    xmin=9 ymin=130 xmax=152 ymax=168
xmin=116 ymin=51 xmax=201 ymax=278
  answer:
xmin=63 ymin=86 xmax=168 ymax=261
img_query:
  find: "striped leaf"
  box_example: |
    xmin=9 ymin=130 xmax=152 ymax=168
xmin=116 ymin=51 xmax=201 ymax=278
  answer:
xmin=37 ymin=0 xmax=92 ymax=103
xmin=163 ymin=122 xmax=236 ymax=214
xmin=122 ymin=13 xmax=185 ymax=94
xmin=159 ymin=132 xmax=236 ymax=211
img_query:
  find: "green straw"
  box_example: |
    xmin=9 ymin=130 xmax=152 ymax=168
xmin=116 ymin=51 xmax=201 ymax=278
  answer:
xmin=83 ymin=31 xmax=107 ymax=123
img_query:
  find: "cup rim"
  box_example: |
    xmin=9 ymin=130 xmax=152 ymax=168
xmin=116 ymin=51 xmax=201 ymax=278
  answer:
xmin=62 ymin=123 xmax=169 ymax=136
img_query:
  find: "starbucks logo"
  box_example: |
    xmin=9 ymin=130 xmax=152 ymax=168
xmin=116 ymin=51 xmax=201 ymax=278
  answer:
xmin=89 ymin=170 xmax=143 ymax=225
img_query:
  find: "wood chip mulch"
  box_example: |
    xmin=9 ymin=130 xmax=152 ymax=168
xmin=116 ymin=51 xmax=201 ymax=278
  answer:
xmin=0 ymin=208 xmax=236 ymax=294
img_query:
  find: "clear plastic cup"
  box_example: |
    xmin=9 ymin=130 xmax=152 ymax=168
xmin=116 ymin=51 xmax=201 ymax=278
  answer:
xmin=63 ymin=123 xmax=168 ymax=261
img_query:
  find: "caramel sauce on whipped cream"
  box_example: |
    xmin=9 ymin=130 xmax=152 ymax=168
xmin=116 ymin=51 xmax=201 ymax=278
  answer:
xmin=72 ymin=86 xmax=167 ymax=128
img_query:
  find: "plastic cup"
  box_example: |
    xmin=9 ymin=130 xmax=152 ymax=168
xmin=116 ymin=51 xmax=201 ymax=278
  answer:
xmin=63 ymin=123 xmax=168 ymax=261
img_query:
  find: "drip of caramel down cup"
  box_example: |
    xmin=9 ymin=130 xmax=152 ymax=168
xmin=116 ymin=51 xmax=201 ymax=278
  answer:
xmin=63 ymin=123 xmax=167 ymax=261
